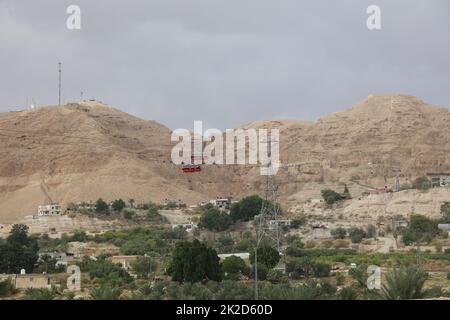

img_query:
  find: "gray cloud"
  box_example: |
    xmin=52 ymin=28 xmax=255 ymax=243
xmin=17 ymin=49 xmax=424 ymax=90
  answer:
xmin=0 ymin=0 xmax=449 ymax=130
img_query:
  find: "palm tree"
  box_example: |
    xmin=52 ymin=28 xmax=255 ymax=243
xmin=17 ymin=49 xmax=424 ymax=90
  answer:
xmin=382 ymin=266 xmax=427 ymax=300
xmin=90 ymin=287 xmax=123 ymax=300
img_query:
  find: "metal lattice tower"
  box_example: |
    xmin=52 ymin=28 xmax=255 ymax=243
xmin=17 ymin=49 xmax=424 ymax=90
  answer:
xmin=254 ymin=144 xmax=284 ymax=299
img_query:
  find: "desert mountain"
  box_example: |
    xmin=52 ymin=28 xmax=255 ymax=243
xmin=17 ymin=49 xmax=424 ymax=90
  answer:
xmin=0 ymin=94 xmax=449 ymax=222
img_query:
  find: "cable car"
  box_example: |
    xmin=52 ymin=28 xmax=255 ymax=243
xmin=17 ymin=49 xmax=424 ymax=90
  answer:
xmin=182 ymin=164 xmax=202 ymax=173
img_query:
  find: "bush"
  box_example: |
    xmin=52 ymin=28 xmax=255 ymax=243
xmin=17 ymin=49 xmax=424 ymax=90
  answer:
xmin=90 ymin=287 xmax=123 ymax=300
xmin=71 ymin=229 xmax=87 ymax=242
xmin=290 ymin=215 xmax=307 ymax=229
xmin=123 ymin=210 xmax=136 ymax=220
xmin=24 ymin=288 xmax=55 ymax=300
xmin=312 ymin=262 xmax=331 ymax=277
xmin=348 ymin=228 xmax=367 ymax=244
xmin=335 ymin=272 xmax=345 ymax=286
xmin=412 ymin=176 xmax=432 ymax=190
xmin=266 ymin=269 xmax=287 ymax=284
xmin=0 ymin=278 xmax=15 ymax=297
xmin=338 ymin=287 xmax=358 ymax=300
xmin=321 ymin=189 xmax=343 ymax=205
xmin=331 ymin=227 xmax=347 ymax=239
xmin=366 ymin=225 xmax=376 ymax=238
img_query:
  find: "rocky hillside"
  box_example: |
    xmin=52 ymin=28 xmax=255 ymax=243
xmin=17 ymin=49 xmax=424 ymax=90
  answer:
xmin=0 ymin=94 xmax=449 ymax=222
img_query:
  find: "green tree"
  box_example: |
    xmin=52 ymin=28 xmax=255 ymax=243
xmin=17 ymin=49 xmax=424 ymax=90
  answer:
xmin=131 ymin=256 xmax=157 ymax=279
xmin=382 ymin=266 xmax=427 ymax=300
xmin=0 ymin=224 xmax=39 ymax=274
xmin=321 ymin=189 xmax=343 ymax=205
xmin=348 ymin=228 xmax=367 ymax=244
xmin=111 ymin=199 xmax=126 ymax=212
xmin=412 ymin=176 xmax=432 ymax=190
xmin=199 ymin=208 xmax=232 ymax=231
xmin=167 ymin=240 xmax=222 ymax=282
xmin=400 ymin=214 xmax=439 ymax=245
xmin=230 ymin=195 xmax=263 ymax=222
xmin=250 ymin=245 xmax=280 ymax=269
xmin=95 ymin=198 xmax=109 ymax=213
xmin=221 ymin=256 xmax=249 ymax=276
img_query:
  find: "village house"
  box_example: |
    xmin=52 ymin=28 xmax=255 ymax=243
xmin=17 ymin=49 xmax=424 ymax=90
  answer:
xmin=218 ymin=253 xmax=250 ymax=265
xmin=427 ymin=173 xmax=450 ymax=188
xmin=268 ymin=220 xmax=292 ymax=228
xmin=38 ymin=203 xmax=61 ymax=216
xmin=0 ymin=272 xmax=61 ymax=290
xmin=172 ymin=223 xmax=197 ymax=232
xmin=110 ymin=255 xmax=138 ymax=271
xmin=210 ymin=197 xmax=232 ymax=209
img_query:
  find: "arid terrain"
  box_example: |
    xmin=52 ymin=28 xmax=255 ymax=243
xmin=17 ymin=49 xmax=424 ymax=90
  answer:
xmin=1 ymin=94 xmax=450 ymax=223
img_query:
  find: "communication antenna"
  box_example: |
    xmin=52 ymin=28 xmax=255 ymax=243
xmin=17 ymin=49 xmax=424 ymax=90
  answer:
xmin=58 ymin=62 xmax=62 ymax=106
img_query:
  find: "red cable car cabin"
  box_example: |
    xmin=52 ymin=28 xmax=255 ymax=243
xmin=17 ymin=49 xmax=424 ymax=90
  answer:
xmin=182 ymin=164 xmax=202 ymax=173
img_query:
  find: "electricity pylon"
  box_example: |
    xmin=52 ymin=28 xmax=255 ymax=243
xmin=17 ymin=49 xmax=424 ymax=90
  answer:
xmin=254 ymin=160 xmax=283 ymax=300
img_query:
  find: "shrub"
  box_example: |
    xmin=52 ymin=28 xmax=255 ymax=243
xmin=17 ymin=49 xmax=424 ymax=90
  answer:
xmin=312 ymin=262 xmax=331 ymax=277
xmin=321 ymin=189 xmax=343 ymax=205
xmin=335 ymin=272 xmax=345 ymax=286
xmin=412 ymin=176 xmax=432 ymax=190
xmin=24 ymin=288 xmax=55 ymax=300
xmin=290 ymin=215 xmax=307 ymax=229
xmin=305 ymin=240 xmax=317 ymax=249
xmin=331 ymin=227 xmax=347 ymax=239
xmin=123 ymin=210 xmax=136 ymax=220
xmin=90 ymin=287 xmax=123 ymax=300
xmin=338 ymin=287 xmax=358 ymax=300
xmin=266 ymin=269 xmax=287 ymax=284
xmin=348 ymin=228 xmax=367 ymax=244
xmin=0 ymin=278 xmax=15 ymax=297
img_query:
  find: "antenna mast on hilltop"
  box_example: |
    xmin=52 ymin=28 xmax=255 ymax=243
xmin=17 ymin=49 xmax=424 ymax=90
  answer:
xmin=58 ymin=62 xmax=62 ymax=106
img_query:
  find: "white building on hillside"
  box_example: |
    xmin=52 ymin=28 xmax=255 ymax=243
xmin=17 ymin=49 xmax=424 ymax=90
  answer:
xmin=38 ymin=203 xmax=61 ymax=216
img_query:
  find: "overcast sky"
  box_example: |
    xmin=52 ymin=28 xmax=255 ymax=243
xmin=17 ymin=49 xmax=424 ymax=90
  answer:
xmin=0 ymin=0 xmax=449 ymax=130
